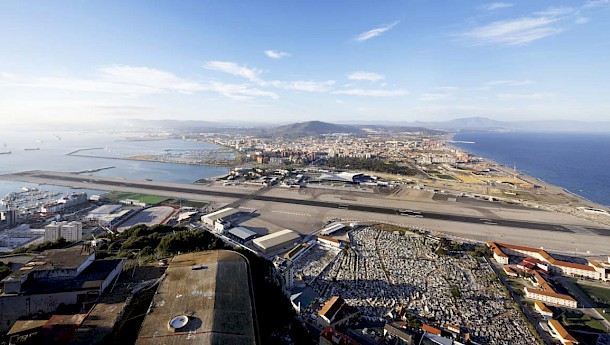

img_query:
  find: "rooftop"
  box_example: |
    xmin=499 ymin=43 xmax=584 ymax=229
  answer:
xmin=525 ymin=287 xmax=577 ymax=303
xmin=136 ymin=250 xmax=257 ymax=345
xmin=251 ymin=229 xmax=300 ymax=250
xmin=89 ymin=204 xmax=122 ymax=215
xmin=2 ymin=246 xmax=94 ymax=283
xmin=228 ymin=226 xmax=257 ymax=241
xmin=548 ymin=320 xmax=578 ymax=343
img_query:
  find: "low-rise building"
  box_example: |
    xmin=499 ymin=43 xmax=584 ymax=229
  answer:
xmin=548 ymin=319 xmax=579 ymax=344
xmin=319 ymin=326 xmax=359 ymax=345
xmin=503 ymin=266 xmax=518 ymax=277
xmin=0 ymin=246 xmax=123 ymax=333
xmin=317 ymin=235 xmax=343 ymax=248
xmin=534 ymin=301 xmax=553 ymax=319
xmin=488 ymin=241 xmax=609 ymax=281
xmin=201 ymin=208 xmax=239 ymax=228
xmin=317 ymin=296 xmax=359 ymax=328
xmin=524 ymin=287 xmax=578 ymax=308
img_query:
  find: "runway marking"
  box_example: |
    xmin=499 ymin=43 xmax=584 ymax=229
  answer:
xmin=271 ymin=210 xmax=311 ymax=217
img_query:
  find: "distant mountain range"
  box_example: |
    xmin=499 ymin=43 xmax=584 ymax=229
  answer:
xmin=269 ymin=121 xmax=364 ymax=136
xmin=372 ymin=116 xmax=610 ymax=132
xmin=35 ymin=117 xmax=610 ymax=133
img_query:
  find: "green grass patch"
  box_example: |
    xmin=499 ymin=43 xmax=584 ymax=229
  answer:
xmin=105 ymin=192 xmax=168 ymax=205
xmin=435 ymin=174 xmax=457 ymax=180
xmin=595 ymin=308 xmax=610 ymax=323
xmin=577 ymin=283 xmax=610 ymax=307
xmin=561 ymin=313 xmax=607 ymax=333
xmin=165 ymin=199 xmax=209 ymax=210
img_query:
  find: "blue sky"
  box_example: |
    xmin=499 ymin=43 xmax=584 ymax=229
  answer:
xmin=1 ymin=0 xmax=609 ymax=124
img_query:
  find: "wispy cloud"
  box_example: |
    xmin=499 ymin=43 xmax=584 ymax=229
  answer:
xmin=479 ymin=2 xmax=514 ymax=11
xmin=354 ymin=21 xmax=400 ymax=42
xmin=458 ymin=5 xmax=587 ymax=46
xmin=203 ymin=61 xmax=262 ymax=82
xmin=271 ymin=80 xmax=335 ymax=92
xmin=333 ymin=88 xmax=408 ymax=97
xmin=420 ymin=93 xmax=452 ymax=101
xmin=0 ymin=65 xmax=278 ymax=101
xmin=575 ymin=16 xmax=590 ymax=24
xmin=459 ymin=16 xmax=563 ymax=45
xmin=347 ymin=71 xmax=385 ymax=82
xmin=535 ymin=7 xmax=575 ymax=17
xmin=496 ymin=92 xmax=554 ymax=100
xmin=584 ymin=0 xmax=610 ymax=8
xmin=486 ymin=79 xmax=535 ymax=86
xmin=264 ymin=50 xmax=291 ymax=59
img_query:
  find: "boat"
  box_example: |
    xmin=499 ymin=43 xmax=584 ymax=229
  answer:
xmin=0 ymin=151 xmax=11 ymax=155
xmin=24 ymin=148 xmax=40 ymax=151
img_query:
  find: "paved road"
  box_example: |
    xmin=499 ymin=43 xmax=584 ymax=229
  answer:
xmin=3 ymin=170 xmax=607 ymax=234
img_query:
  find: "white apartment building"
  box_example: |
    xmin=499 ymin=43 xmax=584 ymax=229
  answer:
xmin=44 ymin=221 xmax=83 ymax=242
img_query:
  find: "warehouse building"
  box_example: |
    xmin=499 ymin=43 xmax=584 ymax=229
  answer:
xmin=252 ymin=229 xmax=301 ymax=254
xmin=201 ymin=208 xmax=240 ymax=228
xmin=87 ymin=204 xmax=123 ymax=221
xmin=227 ymin=226 xmax=258 ymax=243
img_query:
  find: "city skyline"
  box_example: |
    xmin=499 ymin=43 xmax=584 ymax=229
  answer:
xmin=1 ymin=0 xmax=609 ymax=124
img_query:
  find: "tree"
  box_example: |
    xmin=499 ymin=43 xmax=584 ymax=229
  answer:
xmin=0 ymin=265 xmax=11 ymax=280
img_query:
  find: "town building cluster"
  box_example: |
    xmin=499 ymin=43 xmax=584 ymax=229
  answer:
xmin=202 ymin=132 xmax=472 ymax=167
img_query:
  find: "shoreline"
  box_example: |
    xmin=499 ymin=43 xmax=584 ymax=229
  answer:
xmin=445 ymin=132 xmax=610 ymax=227
xmin=448 ymin=132 xmax=609 ymax=210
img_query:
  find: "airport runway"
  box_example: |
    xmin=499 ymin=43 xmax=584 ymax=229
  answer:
xmin=3 ymin=170 xmax=609 ymax=235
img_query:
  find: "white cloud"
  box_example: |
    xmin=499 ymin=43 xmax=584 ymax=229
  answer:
xmin=459 ymin=16 xmax=563 ymax=45
xmin=347 ymin=71 xmax=385 ymax=82
xmin=534 ymin=7 xmax=575 ymax=17
xmin=420 ymin=93 xmax=452 ymax=101
xmin=354 ymin=21 xmax=400 ymax=42
xmin=479 ymin=2 xmax=514 ymax=11
xmin=575 ymin=16 xmax=590 ymax=24
xmin=584 ymin=0 xmax=609 ymax=8
xmin=486 ymin=79 xmax=535 ymax=86
xmin=203 ymin=61 xmax=262 ymax=82
xmin=271 ymin=80 xmax=335 ymax=92
xmin=333 ymin=88 xmax=409 ymax=97
xmin=264 ymin=50 xmax=291 ymax=59
xmin=496 ymin=92 xmax=554 ymax=100
xmin=0 ymin=65 xmax=278 ymax=101
xmin=208 ymin=81 xmax=278 ymax=100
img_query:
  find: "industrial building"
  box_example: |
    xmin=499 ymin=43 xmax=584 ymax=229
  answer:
xmin=87 ymin=204 xmax=123 ymax=221
xmin=251 ymin=229 xmax=301 ymax=254
xmin=201 ymin=208 xmax=240 ymax=229
xmin=44 ymin=221 xmax=83 ymax=242
xmin=317 ymin=172 xmax=369 ymax=184
xmin=320 ymin=223 xmax=345 ymax=236
xmin=135 ymin=250 xmax=257 ymax=345
xmin=227 ymin=226 xmax=258 ymax=243
xmin=0 ymin=246 xmax=123 ymax=333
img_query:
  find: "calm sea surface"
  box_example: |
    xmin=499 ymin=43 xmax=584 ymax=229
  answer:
xmin=0 ymin=130 xmax=228 ymax=197
xmin=453 ymin=131 xmax=610 ymax=207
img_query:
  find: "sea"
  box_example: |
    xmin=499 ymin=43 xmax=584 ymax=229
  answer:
xmin=452 ymin=131 xmax=610 ymax=208
xmin=0 ymin=130 xmax=229 ymax=198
